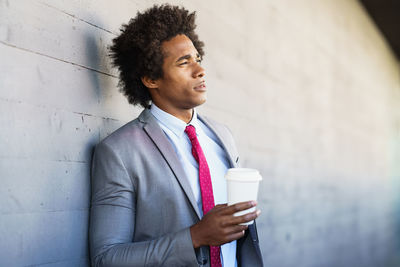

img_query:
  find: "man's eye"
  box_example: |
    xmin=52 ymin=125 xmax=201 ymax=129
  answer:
xmin=179 ymin=62 xmax=188 ymax=66
xmin=196 ymin=59 xmax=202 ymax=63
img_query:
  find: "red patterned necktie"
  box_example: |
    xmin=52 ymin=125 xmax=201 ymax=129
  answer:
xmin=185 ymin=125 xmax=222 ymax=267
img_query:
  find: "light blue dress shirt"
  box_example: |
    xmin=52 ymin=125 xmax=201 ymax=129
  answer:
xmin=150 ymin=104 xmax=237 ymax=267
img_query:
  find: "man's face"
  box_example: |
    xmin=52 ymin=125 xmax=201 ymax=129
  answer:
xmin=149 ymin=34 xmax=206 ymax=116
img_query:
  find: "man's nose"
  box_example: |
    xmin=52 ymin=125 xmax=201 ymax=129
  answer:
xmin=193 ymin=63 xmax=205 ymax=78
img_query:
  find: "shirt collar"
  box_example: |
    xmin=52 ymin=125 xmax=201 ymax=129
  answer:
xmin=150 ymin=104 xmax=202 ymax=138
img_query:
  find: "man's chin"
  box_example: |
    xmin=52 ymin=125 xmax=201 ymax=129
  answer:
xmin=194 ymin=97 xmax=207 ymax=108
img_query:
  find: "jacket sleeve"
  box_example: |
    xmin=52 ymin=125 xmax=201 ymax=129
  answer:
xmin=89 ymin=141 xmax=198 ymax=267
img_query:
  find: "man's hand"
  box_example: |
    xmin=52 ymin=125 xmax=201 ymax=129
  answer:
xmin=190 ymin=201 xmax=260 ymax=248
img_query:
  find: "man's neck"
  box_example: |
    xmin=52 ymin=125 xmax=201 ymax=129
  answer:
xmin=151 ymin=104 xmax=194 ymax=124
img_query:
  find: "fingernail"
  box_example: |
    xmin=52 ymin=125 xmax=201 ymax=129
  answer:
xmin=256 ymin=210 xmax=261 ymax=216
xmin=251 ymin=200 xmax=257 ymax=206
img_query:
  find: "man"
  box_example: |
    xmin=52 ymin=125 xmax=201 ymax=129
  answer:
xmin=89 ymin=4 xmax=263 ymax=267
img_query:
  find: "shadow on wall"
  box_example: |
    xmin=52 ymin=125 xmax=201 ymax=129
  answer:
xmin=85 ymin=31 xmax=104 ymax=101
xmin=85 ymin=24 xmax=129 ymax=137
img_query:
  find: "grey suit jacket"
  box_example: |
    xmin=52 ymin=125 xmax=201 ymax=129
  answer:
xmin=89 ymin=108 xmax=263 ymax=267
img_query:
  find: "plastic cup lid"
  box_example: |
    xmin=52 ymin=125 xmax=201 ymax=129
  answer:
xmin=225 ymin=168 xmax=262 ymax=182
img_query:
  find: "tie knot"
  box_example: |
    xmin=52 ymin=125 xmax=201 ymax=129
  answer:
xmin=184 ymin=125 xmax=197 ymax=140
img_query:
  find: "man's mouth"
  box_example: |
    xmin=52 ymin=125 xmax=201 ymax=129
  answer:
xmin=193 ymin=82 xmax=206 ymax=90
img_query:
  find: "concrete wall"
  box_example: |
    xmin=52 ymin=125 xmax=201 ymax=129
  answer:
xmin=1 ymin=0 xmax=399 ymax=266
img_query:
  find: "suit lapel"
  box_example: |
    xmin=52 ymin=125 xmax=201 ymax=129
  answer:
xmin=139 ymin=109 xmax=201 ymax=219
xmin=198 ymin=115 xmax=238 ymax=168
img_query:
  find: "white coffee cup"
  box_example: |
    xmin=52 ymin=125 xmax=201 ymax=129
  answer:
xmin=225 ymin=168 xmax=262 ymax=225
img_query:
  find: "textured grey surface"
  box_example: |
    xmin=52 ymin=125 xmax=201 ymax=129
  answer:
xmin=0 ymin=0 xmax=399 ymax=266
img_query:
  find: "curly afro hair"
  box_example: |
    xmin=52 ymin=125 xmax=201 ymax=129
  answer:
xmin=110 ymin=4 xmax=205 ymax=108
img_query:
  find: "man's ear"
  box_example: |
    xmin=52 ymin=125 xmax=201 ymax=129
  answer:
xmin=141 ymin=76 xmax=159 ymax=89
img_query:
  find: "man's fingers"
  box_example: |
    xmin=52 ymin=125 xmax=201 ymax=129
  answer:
xmin=220 ymin=201 xmax=257 ymax=215
xmin=229 ymin=209 xmax=261 ymax=225
xmin=210 ymin=229 xmax=247 ymax=246
xmin=214 ymin=204 xmax=228 ymax=210
xmin=225 ymin=231 xmax=247 ymax=243
xmin=223 ymin=224 xmax=248 ymax=235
